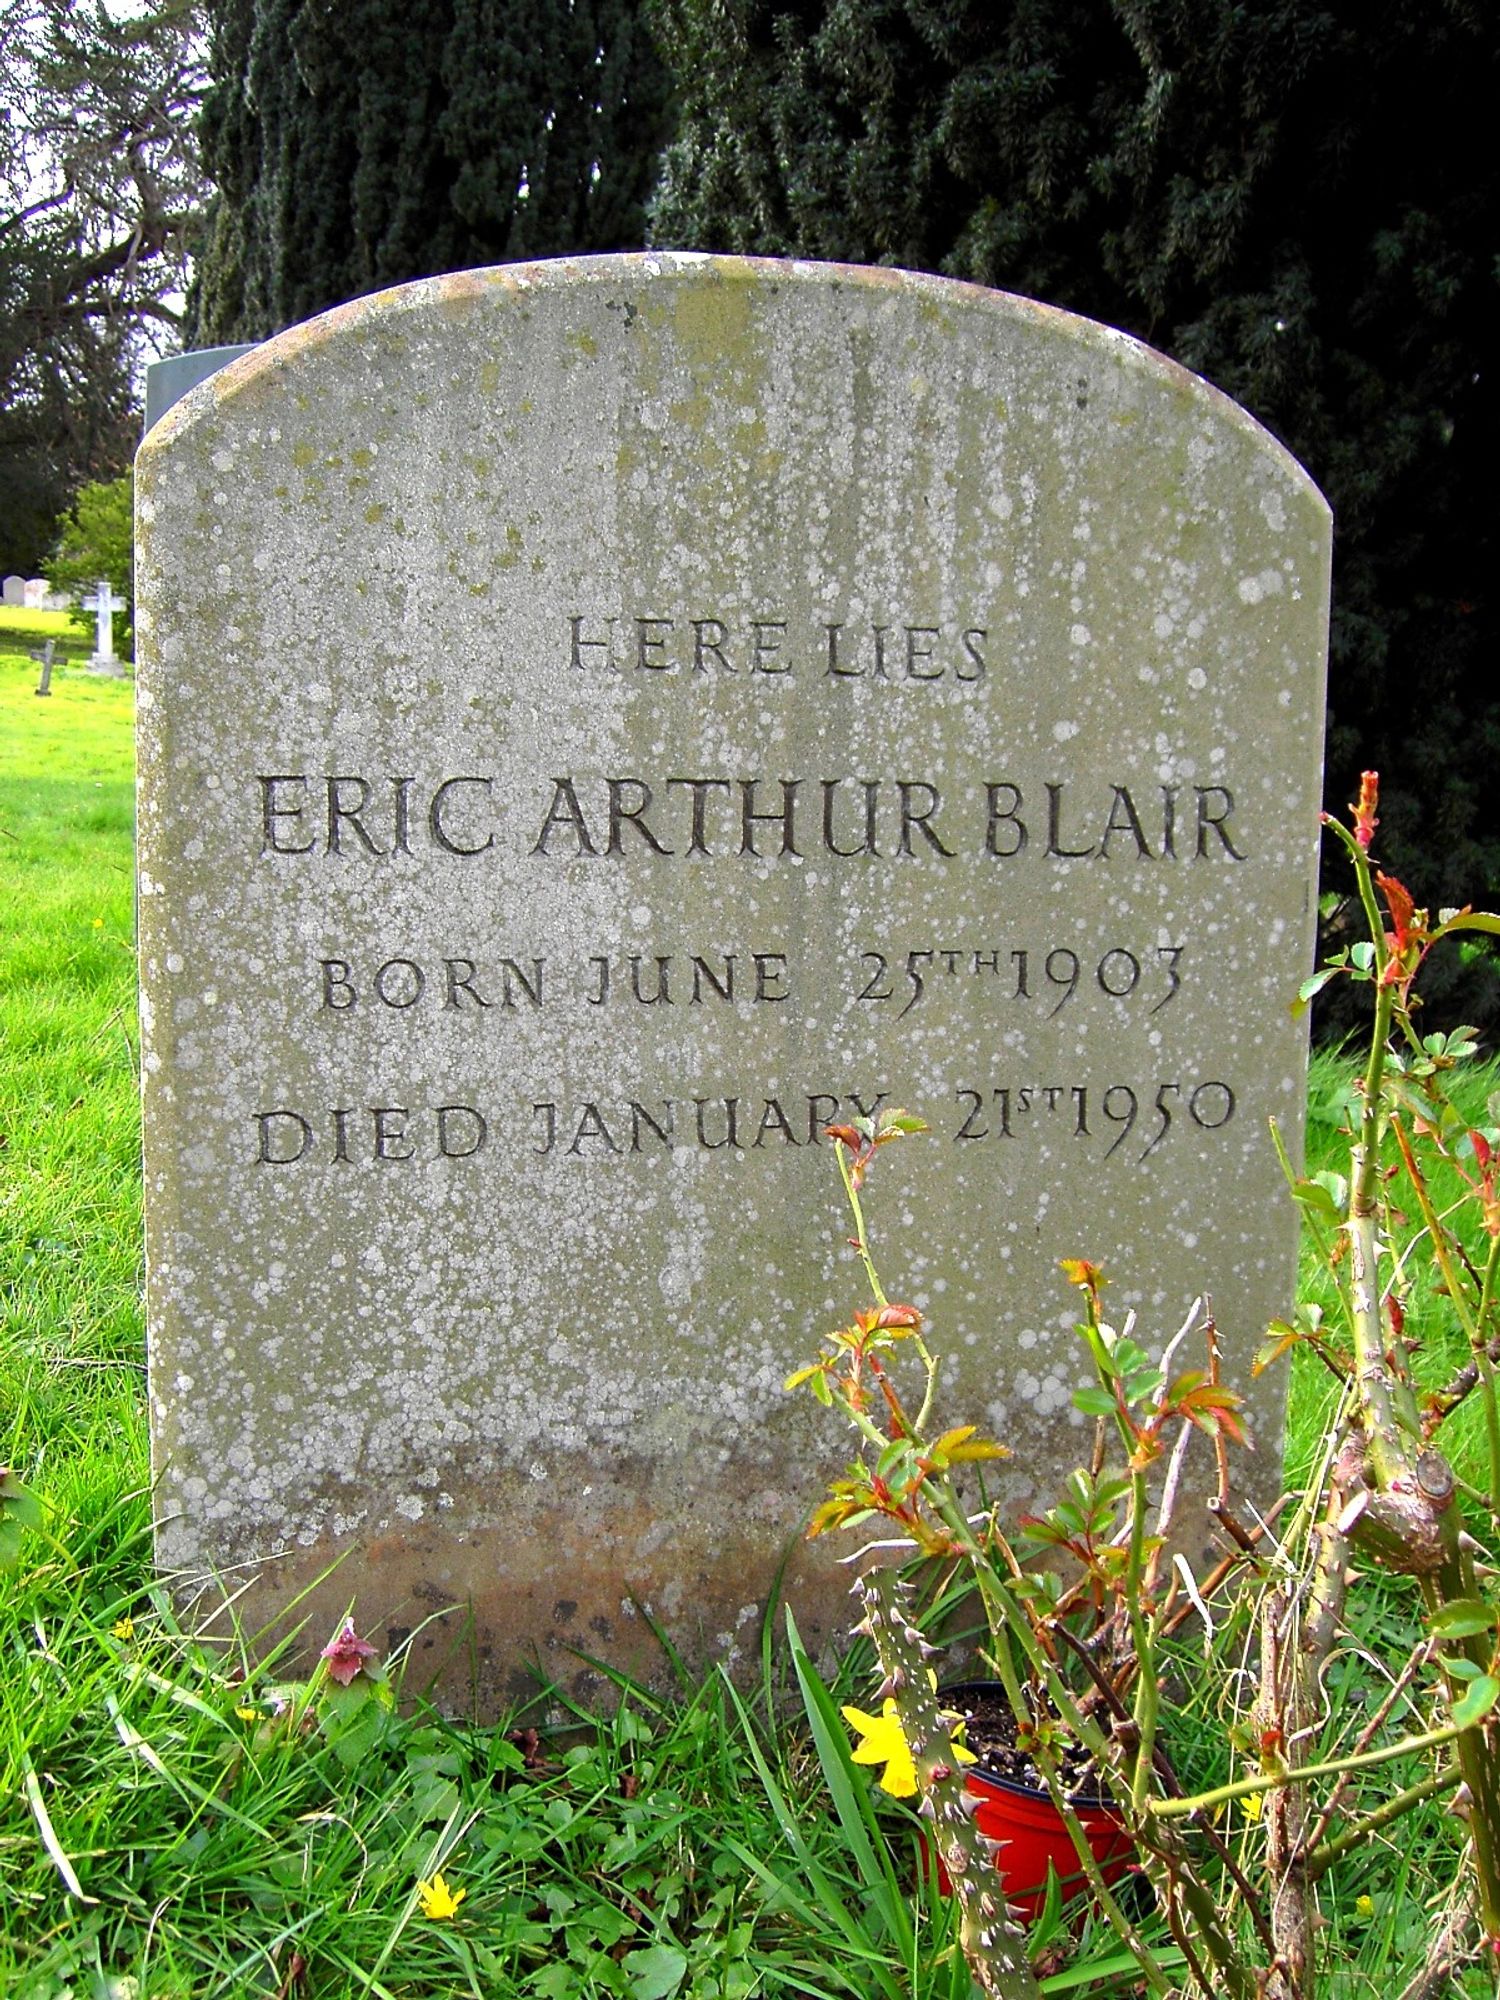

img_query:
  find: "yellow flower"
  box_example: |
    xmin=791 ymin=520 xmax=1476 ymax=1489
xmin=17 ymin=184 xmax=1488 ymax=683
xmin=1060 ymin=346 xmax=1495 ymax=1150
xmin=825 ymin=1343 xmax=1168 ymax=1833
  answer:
xmin=1354 ymin=1894 xmax=1375 ymax=1919
xmin=92 ymin=917 xmax=104 ymax=930
xmin=235 ymin=1705 xmax=259 ymax=1722
xmin=1240 ymin=1788 xmax=1263 ymax=1822
xmin=417 ymin=1872 xmax=466 ymax=1921
xmin=111 ymin=1618 xmax=134 ymax=1641
xmin=841 ymin=1697 xmax=976 ymax=1799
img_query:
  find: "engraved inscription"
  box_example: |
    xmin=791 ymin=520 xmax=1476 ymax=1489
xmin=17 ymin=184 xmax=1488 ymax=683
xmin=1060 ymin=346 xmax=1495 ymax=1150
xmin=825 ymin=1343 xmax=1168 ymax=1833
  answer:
xmin=253 ymin=771 xmax=1248 ymax=865
xmin=259 ymin=775 xmax=496 ymax=856
xmin=952 ymin=1080 xmax=1237 ymax=1163
xmin=567 ymin=612 xmax=989 ymax=682
xmin=527 ymin=776 xmax=1246 ymax=862
xmin=251 ymin=1091 xmax=891 ymax=1164
xmin=305 ymin=941 xmax=1193 ymax=1019
xmin=251 ymin=1082 xmax=1238 ymax=1167
xmin=319 ymin=957 xmax=545 ymax=1010
xmin=857 ymin=943 xmax=1184 ymax=1018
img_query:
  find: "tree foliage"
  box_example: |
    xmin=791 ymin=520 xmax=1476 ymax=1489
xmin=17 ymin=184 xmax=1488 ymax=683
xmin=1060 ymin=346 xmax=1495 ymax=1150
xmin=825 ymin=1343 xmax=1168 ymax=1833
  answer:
xmin=49 ymin=473 xmax=136 ymax=651
xmin=0 ymin=1 xmax=208 ymax=574
xmin=650 ymin=0 xmax=1500 ymax=1003
xmin=190 ymin=0 xmax=671 ymax=344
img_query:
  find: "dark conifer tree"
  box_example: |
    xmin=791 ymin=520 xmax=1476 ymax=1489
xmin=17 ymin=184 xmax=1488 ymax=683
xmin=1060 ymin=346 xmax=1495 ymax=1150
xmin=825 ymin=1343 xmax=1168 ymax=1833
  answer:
xmin=190 ymin=0 xmax=670 ymax=344
xmin=651 ymin=0 xmax=1500 ymax=1018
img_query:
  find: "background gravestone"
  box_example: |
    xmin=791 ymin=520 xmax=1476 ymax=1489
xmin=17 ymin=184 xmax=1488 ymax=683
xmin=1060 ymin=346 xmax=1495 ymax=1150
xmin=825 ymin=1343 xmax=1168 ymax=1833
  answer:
xmin=136 ymin=254 xmax=1329 ymax=1706
xmin=2 ymin=575 xmax=24 ymax=606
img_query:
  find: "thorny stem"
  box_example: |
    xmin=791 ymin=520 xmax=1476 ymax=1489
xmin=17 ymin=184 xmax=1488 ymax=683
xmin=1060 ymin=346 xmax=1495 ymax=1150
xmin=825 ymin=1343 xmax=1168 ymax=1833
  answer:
xmin=832 ymin=1141 xmax=1254 ymax=1999
xmin=1255 ymin=1584 xmax=1315 ymax=1999
xmin=835 ymin=1142 xmax=942 ymax=1435
xmin=1390 ymin=1121 xmax=1500 ymax=1510
xmin=1336 ymin=829 xmax=1500 ymax=1939
xmin=1391 ymin=1120 xmax=1480 ymax=1349
xmin=835 ymin=1147 xmax=887 ymax=1314
xmin=1126 ymin=1463 xmax=1158 ymax=1816
xmin=1473 ymin=1234 xmax=1500 ymax=1519
xmin=1299 ymin=1432 xmax=1355 ymax=1675
xmin=1271 ymin=1114 xmax=1357 ymax=1340
xmin=1051 ymin=1622 xmax=1281 ymax=1970
xmin=852 ymin=1565 xmax=1041 ymax=2000
xmin=1391 ymin=1888 xmax=1479 ymax=2000
xmin=1303 ymin=1762 xmax=1460 ymax=1878
xmin=809 ymin=883 xmax=1500 ymax=1988
xmin=918 ymin=1482 xmax=1253 ymax=1997
xmin=1149 ymin=1714 xmax=1480 ymax=1817
xmin=1300 ymin=1630 xmax=1434 ymax=1864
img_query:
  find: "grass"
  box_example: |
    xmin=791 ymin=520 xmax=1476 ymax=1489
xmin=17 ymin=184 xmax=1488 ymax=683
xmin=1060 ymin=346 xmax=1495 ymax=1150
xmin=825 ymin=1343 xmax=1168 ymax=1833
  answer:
xmin=2 ymin=612 xmax=1496 ymax=1996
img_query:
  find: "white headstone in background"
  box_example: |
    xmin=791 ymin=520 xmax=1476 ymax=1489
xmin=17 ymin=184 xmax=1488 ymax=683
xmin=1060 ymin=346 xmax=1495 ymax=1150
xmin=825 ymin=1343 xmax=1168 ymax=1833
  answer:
xmin=136 ymin=255 xmax=1330 ymax=1708
xmin=1 ymin=575 xmax=24 ymax=606
xmin=86 ymin=578 xmax=129 ymax=676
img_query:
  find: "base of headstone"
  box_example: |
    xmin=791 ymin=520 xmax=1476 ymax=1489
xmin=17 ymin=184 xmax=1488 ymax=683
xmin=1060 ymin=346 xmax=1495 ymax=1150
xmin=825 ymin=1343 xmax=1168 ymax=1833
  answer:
xmin=169 ymin=1496 xmax=850 ymax=1712
xmin=88 ymin=657 xmax=127 ymax=678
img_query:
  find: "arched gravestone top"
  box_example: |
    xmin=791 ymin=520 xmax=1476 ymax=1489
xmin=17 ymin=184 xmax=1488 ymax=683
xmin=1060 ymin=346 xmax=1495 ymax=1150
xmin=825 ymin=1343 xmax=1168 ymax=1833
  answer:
xmin=136 ymin=255 xmax=1329 ymax=1707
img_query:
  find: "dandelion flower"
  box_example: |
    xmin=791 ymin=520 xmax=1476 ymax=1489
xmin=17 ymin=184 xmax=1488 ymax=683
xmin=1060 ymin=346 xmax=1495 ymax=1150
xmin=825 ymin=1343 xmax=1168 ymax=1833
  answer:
xmin=111 ymin=1617 xmax=134 ymax=1641
xmin=417 ymin=1872 xmax=466 ymax=1920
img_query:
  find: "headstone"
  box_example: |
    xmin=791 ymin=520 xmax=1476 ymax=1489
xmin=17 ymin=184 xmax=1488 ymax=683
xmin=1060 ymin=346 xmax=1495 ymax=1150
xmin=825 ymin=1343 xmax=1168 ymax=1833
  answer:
xmin=143 ymin=342 xmax=259 ymax=435
xmin=32 ymin=640 xmax=55 ymax=696
xmin=85 ymin=577 xmax=129 ymax=675
xmin=24 ymin=579 xmax=52 ymax=609
xmin=136 ymin=255 xmax=1330 ymax=1707
xmin=2 ymin=575 xmax=24 ymax=606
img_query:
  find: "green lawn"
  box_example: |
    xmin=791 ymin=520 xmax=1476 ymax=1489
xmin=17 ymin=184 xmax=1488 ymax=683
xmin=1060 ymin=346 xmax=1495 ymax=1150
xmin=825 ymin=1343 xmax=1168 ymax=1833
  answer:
xmin=2 ymin=617 xmax=1495 ymax=1997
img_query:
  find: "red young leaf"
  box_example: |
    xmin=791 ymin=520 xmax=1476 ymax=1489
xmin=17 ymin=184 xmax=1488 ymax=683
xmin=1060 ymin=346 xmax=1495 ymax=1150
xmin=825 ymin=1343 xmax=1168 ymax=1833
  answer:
xmin=873 ymin=1303 xmax=923 ymax=1330
xmin=1352 ymin=770 xmax=1379 ymax=850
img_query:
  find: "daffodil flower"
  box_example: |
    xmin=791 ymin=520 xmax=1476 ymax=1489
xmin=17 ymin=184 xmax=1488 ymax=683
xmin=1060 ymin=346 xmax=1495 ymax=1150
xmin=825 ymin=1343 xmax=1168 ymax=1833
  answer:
xmin=417 ymin=1872 xmax=466 ymax=1920
xmin=841 ymin=1695 xmax=976 ymax=1798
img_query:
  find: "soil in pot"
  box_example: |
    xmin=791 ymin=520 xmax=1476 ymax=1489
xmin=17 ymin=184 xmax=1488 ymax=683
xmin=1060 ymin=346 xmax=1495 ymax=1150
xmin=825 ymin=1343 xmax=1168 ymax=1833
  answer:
xmin=937 ymin=1680 xmax=1135 ymax=1919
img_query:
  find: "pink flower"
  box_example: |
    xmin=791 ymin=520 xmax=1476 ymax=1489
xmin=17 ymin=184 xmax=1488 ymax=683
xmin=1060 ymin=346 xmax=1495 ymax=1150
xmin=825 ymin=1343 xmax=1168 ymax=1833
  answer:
xmin=321 ymin=1618 xmax=378 ymax=1686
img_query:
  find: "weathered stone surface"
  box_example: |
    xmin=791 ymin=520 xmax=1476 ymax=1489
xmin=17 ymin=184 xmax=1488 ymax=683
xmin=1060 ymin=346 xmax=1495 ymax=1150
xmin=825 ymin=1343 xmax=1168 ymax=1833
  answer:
xmin=136 ymin=254 xmax=1329 ymax=1708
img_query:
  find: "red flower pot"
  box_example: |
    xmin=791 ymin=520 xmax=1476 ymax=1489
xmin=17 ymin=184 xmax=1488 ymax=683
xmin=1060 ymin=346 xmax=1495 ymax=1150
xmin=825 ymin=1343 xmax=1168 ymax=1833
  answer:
xmin=933 ymin=1682 xmax=1134 ymax=1919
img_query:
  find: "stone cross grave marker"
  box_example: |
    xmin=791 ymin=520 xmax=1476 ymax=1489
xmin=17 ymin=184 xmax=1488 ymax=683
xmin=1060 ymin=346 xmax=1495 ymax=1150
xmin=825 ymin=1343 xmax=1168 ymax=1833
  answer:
xmin=136 ymin=255 xmax=1330 ymax=1708
xmin=32 ymin=640 xmax=55 ymax=696
xmin=86 ymin=578 xmax=128 ymax=675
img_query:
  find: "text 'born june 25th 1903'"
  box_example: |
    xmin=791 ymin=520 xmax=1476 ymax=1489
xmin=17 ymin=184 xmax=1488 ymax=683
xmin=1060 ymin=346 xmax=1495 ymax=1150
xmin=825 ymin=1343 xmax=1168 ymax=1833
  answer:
xmin=313 ymin=944 xmax=1186 ymax=1017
